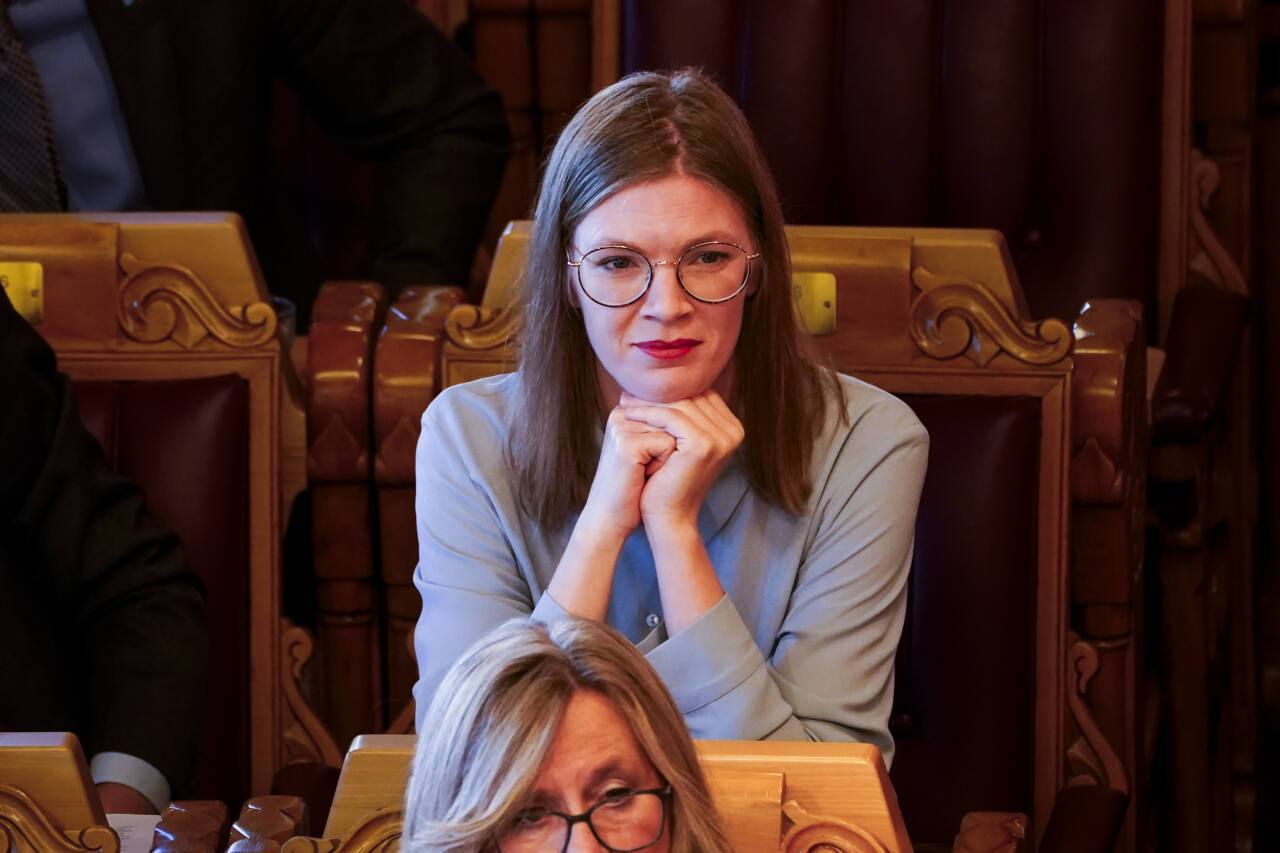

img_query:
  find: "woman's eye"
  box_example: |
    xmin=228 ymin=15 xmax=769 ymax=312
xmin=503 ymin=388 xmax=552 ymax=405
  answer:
xmin=600 ymin=786 xmax=635 ymax=803
xmin=595 ymin=255 xmax=636 ymax=271
xmin=692 ymin=250 xmax=728 ymax=266
xmin=513 ymin=809 xmax=553 ymax=827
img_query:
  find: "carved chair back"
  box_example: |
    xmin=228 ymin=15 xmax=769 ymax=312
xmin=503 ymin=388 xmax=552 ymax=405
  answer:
xmin=0 ymin=213 xmax=315 ymax=807
xmin=304 ymin=735 xmax=910 ymax=853
xmin=430 ymin=222 xmax=1101 ymax=848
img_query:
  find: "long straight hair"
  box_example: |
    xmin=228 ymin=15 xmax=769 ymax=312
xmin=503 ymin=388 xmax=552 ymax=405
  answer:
xmin=401 ymin=618 xmax=733 ymax=853
xmin=509 ymin=68 xmax=839 ymax=529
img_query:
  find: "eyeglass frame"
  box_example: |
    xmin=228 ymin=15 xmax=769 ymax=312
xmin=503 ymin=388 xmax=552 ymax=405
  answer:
xmin=495 ymin=784 xmax=673 ymax=853
xmin=566 ymin=241 xmax=761 ymax=307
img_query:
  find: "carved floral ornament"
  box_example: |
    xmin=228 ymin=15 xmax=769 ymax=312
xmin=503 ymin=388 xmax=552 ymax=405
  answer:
xmin=909 ymin=267 xmax=1072 ymax=367
xmin=116 ymin=252 xmax=277 ymax=350
xmin=443 ymin=303 xmax=515 ymax=350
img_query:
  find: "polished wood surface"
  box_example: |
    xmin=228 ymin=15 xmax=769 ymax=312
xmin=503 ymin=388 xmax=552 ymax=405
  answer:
xmin=0 ymin=732 xmax=118 ymax=853
xmin=318 ymin=736 xmax=910 ymax=853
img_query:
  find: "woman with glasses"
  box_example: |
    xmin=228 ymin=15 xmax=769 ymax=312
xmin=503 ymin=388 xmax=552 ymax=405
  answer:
xmin=412 ymin=69 xmax=928 ymax=763
xmin=402 ymin=618 xmax=731 ymax=853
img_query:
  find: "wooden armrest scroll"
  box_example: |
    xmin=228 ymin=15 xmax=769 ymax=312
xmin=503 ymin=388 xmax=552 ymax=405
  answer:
xmin=780 ymin=801 xmax=888 ymax=853
xmin=150 ymin=801 xmax=229 ymax=853
xmin=1065 ymin=634 xmax=1129 ymax=794
xmin=280 ymin=619 xmax=343 ymax=769
xmin=0 ymin=784 xmax=119 ymax=853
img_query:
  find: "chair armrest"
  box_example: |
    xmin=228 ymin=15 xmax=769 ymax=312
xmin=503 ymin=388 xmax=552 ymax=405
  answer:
xmin=223 ymin=795 xmax=309 ymax=852
xmin=306 ymin=281 xmax=385 ymax=481
xmin=149 ymin=800 xmax=229 ymax=853
xmin=373 ymin=285 xmax=467 ymax=484
xmin=1036 ymin=785 xmax=1128 ymax=853
xmin=1150 ymin=281 xmax=1249 ymax=446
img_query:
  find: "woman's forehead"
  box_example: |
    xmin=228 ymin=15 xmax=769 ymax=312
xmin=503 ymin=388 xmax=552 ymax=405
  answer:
xmin=572 ymin=175 xmax=751 ymax=252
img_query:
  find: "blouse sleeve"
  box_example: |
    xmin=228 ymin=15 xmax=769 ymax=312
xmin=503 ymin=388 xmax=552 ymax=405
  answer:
xmin=411 ymin=394 xmax=539 ymax=731
xmin=646 ymin=399 xmax=929 ymax=765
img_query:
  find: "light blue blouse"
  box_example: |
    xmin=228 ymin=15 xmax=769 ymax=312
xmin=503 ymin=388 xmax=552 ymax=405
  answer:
xmin=411 ymin=371 xmax=928 ymax=765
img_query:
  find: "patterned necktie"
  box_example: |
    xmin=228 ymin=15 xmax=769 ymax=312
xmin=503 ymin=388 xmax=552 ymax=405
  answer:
xmin=0 ymin=0 xmax=64 ymax=211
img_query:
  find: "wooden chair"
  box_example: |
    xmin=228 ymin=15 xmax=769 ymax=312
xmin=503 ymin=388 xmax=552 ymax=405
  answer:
xmin=0 ymin=213 xmax=333 ymax=809
xmin=402 ymin=222 xmax=1130 ymax=851
xmin=0 ymin=732 xmax=122 ymax=853
xmin=265 ymin=735 xmax=916 ymax=853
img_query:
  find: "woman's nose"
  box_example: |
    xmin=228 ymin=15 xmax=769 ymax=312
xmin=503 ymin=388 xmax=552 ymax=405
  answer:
xmin=564 ymin=821 xmax=610 ymax=853
xmin=640 ymin=261 xmax=693 ymax=319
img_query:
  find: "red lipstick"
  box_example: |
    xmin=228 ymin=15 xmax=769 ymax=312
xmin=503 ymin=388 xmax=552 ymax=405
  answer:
xmin=634 ymin=339 xmax=700 ymax=360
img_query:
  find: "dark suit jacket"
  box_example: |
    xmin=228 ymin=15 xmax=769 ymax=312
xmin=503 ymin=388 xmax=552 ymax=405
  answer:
xmin=0 ymin=293 xmax=206 ymax=795
xmin=81 ymin=0 xmax=509 ymax=323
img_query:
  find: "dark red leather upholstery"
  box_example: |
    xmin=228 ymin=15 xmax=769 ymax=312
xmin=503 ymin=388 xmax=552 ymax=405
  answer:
xmin=74 ymin=375 xmax=250 ymax=809
xmin=619 ymin=0 xmax=1162 ymax=323
xmin=891 ymin=394 xmax=1041 ymax=847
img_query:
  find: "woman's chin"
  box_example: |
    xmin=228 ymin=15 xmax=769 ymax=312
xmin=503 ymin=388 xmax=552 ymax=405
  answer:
xmin=622 ymin=381 xmax=708 ymax=405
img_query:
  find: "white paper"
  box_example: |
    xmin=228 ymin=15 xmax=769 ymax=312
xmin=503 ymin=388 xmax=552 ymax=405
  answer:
xmin=107 ymin=814 xmax=162 ymax=853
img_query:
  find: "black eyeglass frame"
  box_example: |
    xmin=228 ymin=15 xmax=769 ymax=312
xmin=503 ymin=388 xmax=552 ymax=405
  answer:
xmin=566 ymin=241 xmax=761 ymax=307
xmin=496 ymin=785 xmax=673 ymax=853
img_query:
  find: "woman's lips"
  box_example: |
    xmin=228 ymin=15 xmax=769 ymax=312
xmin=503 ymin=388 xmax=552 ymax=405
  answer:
xmin=634 ymin=339 xmax=700 ymax=360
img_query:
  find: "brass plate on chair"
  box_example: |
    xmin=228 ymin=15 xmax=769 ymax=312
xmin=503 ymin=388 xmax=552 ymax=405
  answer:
xmin=0 ymin=262 xmax=44 ymax=324
xmin=793 ymin=271 xmax=836 ymax=335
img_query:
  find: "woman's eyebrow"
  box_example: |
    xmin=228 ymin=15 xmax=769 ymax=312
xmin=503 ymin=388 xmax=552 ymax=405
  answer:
xmin=581 ymin=233 xmax=745 ymax=253
xmin=584 ymin=758 xmax=645 ymax=791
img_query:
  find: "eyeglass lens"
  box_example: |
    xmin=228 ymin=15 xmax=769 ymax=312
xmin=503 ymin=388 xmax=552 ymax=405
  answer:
xmin=576 ymin=243 xmax=749 ymax=306
xmin=497 ymin=790 xmax=666 ymax=853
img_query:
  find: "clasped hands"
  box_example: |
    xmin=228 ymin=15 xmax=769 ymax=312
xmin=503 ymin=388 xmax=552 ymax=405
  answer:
xmin=582 ymin=389 xmax=744 ymax=541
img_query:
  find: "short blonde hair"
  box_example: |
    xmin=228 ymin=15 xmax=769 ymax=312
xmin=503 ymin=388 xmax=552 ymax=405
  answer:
xmin=401 ymin=618 xmax=731 ymax=853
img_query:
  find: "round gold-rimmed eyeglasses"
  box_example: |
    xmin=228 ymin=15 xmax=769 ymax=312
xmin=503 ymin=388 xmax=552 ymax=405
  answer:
xmin=567 ymin=242 xmax=760 ymax=307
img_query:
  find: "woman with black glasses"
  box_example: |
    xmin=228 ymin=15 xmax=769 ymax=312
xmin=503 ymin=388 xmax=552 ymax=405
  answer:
xmin=411 ymin=69 xmax=928 ymax=763
xmin=402 ymin=618 xmax=730 ymax=852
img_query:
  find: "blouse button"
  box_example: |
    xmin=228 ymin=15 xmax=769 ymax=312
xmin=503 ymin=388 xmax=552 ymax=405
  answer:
xmin=646 ymin=612 xmax=661 ymax=628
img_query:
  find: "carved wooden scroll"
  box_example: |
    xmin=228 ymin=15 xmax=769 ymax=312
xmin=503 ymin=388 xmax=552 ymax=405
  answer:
xmin=1188 ymin=149 xmax=1247 ymax=296
xmin=1065 ymin=634 xmax=1129 ymax=794
xmin=150 ymin=800 xmax=230 ymax=853
xmin=910 ymin=267 xmax=1072 ymax=366
xmin=0 ymin=784 xmax=119 ymax=853
xmin=443 ymin=304 xmax=516 ymax=350
xmin=116 ymin=252 xmax=276 ymax=349
xmin=280 ymin=620 xmax=344 ymax=769
xmin=780 ymin=801 xmax=887 ymax=853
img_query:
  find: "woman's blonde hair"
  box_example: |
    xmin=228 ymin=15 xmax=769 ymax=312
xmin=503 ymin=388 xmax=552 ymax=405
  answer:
xmin=509 ymin=68 xmax=840 ymax=529
xmin=401 ymin=618 xmax=732 ymax=853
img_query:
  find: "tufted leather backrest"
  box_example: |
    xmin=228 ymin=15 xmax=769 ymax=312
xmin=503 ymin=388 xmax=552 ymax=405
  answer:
xmin=894 ymin=395 xmax=1041 ymax=845
xmin=74 ymin=376 xmax=250 ymax=808
xmin=618 ymin=0 xmax=1162 ymax=325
